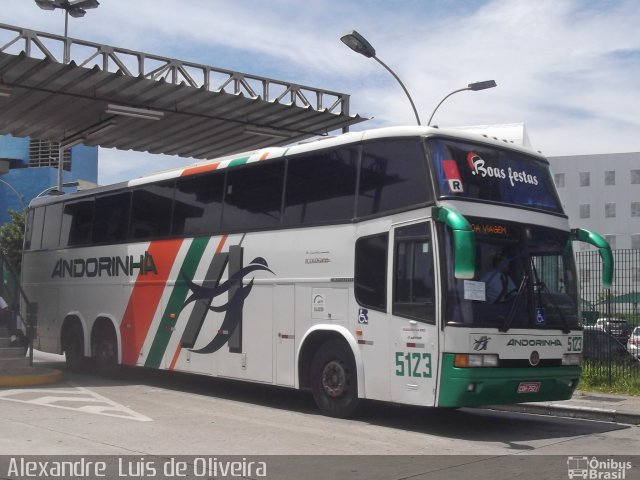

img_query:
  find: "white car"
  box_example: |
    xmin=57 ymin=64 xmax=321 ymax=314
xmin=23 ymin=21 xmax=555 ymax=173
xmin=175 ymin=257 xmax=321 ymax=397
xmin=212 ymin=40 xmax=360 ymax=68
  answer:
xmin=594 ymin=317 xmax=630 ymax=343
xmin=627 ymin=326 xmax=640 ymax=359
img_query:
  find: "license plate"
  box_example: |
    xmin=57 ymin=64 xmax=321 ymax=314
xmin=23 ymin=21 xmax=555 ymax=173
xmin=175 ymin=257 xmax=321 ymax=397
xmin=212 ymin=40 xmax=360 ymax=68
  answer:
xmin=517 ymin=382 xmax=541 ymax=394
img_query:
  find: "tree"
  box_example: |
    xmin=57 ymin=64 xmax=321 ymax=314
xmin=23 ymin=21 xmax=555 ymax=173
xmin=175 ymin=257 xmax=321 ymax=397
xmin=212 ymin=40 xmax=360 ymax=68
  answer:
xmin=0 ymin=209 xmax=26 ymax=276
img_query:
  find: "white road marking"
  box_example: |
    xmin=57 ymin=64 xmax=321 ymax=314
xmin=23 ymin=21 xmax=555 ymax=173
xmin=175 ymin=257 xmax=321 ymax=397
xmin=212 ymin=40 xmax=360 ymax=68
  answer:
xmin=0 ymin=383 xmax=152 ymax=422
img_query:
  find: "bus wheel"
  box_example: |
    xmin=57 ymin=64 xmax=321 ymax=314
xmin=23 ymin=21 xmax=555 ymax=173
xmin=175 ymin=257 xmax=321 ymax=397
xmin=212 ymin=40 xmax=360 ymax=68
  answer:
xmin=62 ymin=324 xmax=86 ymax=373
xmin=93 ymin=328 xmax=119 ymax=377
xmin=310 ymin=339 xmax=359 ymax=418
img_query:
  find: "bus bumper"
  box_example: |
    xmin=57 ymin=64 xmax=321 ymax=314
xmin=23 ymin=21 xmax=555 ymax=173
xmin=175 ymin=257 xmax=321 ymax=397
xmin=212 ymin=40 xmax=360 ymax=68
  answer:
xmin=437 ymin=353 xmax=581 ymax=408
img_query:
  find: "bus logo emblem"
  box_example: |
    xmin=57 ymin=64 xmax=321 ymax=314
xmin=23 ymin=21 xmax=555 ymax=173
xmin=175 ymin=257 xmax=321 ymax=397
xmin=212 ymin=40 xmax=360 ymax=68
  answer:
xmin=529 ymin=350 xmax=540 ymax=366
xmin=473 ymin=335 xmax=491 ymax=351
xmin=179 ymin=245 xmax=273 ymax=354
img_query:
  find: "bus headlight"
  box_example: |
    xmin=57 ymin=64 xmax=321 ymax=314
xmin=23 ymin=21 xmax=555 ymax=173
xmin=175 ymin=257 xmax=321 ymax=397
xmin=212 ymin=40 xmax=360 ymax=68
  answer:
xmin=454 ymin=354 xmax=499 ymax=368
xmin=562 ymin=353 xmax=582 ymax=366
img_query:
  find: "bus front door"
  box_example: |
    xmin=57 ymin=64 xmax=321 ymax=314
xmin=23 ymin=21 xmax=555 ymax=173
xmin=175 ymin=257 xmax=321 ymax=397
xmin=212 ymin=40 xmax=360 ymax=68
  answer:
xmin=389 ymin=221 xmax=439 ymax=406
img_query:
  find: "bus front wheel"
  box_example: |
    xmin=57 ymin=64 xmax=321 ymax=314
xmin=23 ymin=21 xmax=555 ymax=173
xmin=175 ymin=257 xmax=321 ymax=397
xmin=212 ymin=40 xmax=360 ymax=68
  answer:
xmin=310 ymin=339 xmax=359 ymax=418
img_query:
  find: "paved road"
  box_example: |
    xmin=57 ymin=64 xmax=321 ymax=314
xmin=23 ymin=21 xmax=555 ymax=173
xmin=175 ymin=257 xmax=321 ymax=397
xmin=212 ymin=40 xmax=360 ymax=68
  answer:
xmin=1 ymin=353 xmax=638 ymax=479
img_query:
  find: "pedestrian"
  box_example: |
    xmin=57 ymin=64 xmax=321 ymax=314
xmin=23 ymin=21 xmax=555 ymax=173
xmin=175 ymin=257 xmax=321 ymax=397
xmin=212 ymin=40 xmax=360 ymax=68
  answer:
xmin=0 ymin=294 xmax=19 ymax=346
xmin=0 ymin=294 xmax=8 ymax=325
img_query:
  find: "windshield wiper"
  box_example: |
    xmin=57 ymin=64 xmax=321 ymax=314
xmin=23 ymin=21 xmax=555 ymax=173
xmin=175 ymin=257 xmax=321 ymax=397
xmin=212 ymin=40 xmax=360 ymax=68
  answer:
xmin=499 ymin=273 xmax=528 ymax=333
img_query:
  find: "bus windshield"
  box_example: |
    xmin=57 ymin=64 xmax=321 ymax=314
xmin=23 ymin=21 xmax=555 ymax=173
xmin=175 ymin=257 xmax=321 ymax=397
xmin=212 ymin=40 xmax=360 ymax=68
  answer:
xmin=430 ymin=137 xmax=564 ymax=214
xmin=442 ymin=219 xmax=580 ymax=329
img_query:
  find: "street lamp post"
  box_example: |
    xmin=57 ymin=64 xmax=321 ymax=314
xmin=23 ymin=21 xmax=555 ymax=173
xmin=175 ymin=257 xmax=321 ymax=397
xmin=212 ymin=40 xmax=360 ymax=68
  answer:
xmin=34 ymin=1 xmax=100 ymax=191
xmin=341 ymin=30 xmax=422 ymax=126
xmin=34 ymin=0 xmax=100 ymax=62
xmin=427 ymin=80 xmax=497 ymax=126
xmin=0 ymin=178 xmax=26 ymax=211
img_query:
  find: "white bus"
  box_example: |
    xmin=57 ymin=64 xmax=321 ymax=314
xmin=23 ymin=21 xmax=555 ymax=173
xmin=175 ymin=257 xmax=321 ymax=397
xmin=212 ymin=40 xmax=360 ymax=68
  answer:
xmin=22 ymin=126 xmax=613 ymax=417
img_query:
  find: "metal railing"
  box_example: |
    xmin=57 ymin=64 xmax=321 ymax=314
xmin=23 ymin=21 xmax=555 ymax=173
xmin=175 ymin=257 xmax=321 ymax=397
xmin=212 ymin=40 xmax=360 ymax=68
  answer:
xmin=1 ymin=251 xmax=37 ymax=365
xmin=577 ymin=249 xmax=640 ymax=385
xmin=0 ymin=22 xmax=351 ymax=115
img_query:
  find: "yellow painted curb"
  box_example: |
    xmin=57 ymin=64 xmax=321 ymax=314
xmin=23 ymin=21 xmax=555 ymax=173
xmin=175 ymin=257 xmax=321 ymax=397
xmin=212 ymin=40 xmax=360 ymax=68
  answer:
xmin=0 ymin=368 xmax=64 ymax=388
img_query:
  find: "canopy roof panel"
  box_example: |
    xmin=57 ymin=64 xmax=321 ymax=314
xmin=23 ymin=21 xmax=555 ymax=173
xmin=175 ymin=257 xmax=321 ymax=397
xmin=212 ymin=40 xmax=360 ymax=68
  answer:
xmin=0 ymin=23 xmax=365 ymax=159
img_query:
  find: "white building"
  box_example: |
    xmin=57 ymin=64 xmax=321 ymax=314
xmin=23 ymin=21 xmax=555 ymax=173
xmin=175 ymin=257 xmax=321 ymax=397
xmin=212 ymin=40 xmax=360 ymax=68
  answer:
xmin=548 ymin=152 xmax=640 ymax=251
xmin=548 ymin=152 xmax=640 ymax=300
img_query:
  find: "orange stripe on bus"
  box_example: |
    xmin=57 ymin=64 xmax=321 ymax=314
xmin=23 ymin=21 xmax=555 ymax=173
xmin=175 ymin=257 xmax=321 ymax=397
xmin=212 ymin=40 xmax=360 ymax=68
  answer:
xmin=181 ymin=162 xmax=220 ymax=177
xmin=168 ymin=345 xmax=182 ymax=371
xmin=120 ymin=239 xmax=183 ymax=365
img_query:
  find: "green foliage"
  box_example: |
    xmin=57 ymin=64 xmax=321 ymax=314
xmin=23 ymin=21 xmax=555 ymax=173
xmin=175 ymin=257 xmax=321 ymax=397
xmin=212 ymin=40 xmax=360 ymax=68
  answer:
xmin=579 ymin=368 xmax=640 ymax=396
xmin=0 ymin=209 xmax=26 ymax=275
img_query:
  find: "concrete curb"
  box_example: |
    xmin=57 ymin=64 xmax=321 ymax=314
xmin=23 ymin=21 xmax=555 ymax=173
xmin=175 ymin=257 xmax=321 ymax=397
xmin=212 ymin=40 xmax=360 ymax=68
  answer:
xmin=0 ymin=367 xmax=64 ymax=388
xmin=486 ymin=403 xmax=640 ymax=425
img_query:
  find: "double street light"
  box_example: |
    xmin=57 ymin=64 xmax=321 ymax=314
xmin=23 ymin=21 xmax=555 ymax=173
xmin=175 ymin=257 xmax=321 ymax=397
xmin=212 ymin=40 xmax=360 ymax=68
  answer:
xmin=35 ymin=0 xmax=100 ymax=48
xmin=340 ymin=30 xmax=497 ymax=127
xmin=31 ymin=1 xmax=101 ymax=191
xmin=427 ymin=80 xmax=497 ymax=126
xmin=341 ymin=30 xmax=423 ymax=126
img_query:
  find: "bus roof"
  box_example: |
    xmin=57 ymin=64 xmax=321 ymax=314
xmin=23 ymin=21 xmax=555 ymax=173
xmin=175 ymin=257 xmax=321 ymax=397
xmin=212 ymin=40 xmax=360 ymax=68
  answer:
xmin=29 ymin=125 xmax=546 ymax=208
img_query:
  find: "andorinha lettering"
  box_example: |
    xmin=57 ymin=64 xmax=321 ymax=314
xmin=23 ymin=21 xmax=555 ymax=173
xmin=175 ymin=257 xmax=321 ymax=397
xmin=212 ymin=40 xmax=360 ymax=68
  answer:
xmin=51 ymin=252 xmax=158 ymax=278
xmin=507 ymin=338 xmax=563 ymax=347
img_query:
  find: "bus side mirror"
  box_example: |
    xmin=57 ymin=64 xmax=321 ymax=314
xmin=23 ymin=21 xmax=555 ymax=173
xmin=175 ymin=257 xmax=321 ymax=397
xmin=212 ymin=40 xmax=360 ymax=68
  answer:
xmin=571 ymin=228 xmax=614 ymax=288
xmin=432 ymin=206 xmax=475 ymax=279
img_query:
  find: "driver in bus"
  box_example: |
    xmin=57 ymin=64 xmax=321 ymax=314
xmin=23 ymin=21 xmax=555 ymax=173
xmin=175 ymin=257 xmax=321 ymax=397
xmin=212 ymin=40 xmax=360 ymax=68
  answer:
xmin=481 ymin=252 xmax=517 ymax=303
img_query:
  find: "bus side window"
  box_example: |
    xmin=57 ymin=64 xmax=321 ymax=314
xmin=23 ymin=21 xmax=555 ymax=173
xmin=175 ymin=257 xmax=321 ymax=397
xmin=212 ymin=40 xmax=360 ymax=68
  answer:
xmin=41 ymin=203 xmax=63 ymax=249
xmin=393 ymin=223 xmax=435 ymax=323
xmin=283 ymin=147 xmax=358 ymax=225
xmin=28 ymin=207 xmax=45 ymax=251
xmin=131 ymin=181 xmax=175 ymax=240
xmin=92 ymin=192 xmax=131 ymax=244
xmin=222 ymin=162 xmax=285 ymax=231
xmin=357 ymin=139 xmax=432 ymax=218
xmin=173 ymin=173 xmax=223 ymax=237
xmin=354 ymin=233 xmax=388 ymax=312
xmin=61 ymin=198 xmax=94 ymax=247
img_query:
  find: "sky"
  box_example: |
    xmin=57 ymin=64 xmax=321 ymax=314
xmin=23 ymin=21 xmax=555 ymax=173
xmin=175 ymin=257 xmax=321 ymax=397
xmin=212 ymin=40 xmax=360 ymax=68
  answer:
xmin=2 ymin=0 xmax=639 ymax=185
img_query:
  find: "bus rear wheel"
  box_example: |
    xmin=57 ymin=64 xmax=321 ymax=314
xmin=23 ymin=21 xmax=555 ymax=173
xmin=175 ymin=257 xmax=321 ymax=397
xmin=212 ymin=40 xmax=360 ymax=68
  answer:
xmin=310 ymin=339 xmax=359 ymax=418
xmin=93 ymin=327 xmax=119 ymax=377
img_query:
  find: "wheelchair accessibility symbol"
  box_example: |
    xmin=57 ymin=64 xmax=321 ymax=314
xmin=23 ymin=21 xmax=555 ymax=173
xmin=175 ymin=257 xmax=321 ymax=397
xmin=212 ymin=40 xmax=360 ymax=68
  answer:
xmin=358 ymin=308 xmax=369 ymax=324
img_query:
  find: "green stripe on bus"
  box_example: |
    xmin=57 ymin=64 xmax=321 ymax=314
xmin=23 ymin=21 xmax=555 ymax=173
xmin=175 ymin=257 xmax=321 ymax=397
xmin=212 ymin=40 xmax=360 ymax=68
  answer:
xmin=228 ymin=156 xmax=250 ymax=167
xmin=144 ymin=236 xmax=210 ymax=368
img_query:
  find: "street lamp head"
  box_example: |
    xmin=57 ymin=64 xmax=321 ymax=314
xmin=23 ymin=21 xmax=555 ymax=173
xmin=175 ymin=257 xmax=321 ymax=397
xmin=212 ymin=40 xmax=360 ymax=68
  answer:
xmin=68 ymin=7 xmax=86 ymax=17
xmin=427 ymin=80 xmax=498 ymax=126
xmin=468 ymin=80 xmax=497 ymax=91
xmin=34 ymin=0 xmax=100 ymax=13
xmin=35 ymin=0 xmax=57 ymax=10
xmin=340 ymin=30 xmax=376 ymax=58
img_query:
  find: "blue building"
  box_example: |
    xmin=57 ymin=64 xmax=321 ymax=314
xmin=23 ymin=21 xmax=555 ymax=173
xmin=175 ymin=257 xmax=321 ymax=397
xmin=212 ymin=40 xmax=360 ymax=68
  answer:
xmin=0 ymin=134 xmax=98 ymax=224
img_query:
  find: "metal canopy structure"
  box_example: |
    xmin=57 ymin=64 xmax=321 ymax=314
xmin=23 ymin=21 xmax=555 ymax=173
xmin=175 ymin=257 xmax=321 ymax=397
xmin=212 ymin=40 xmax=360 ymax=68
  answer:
xmin=0 ymin=23 xmax=365 ymax=160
